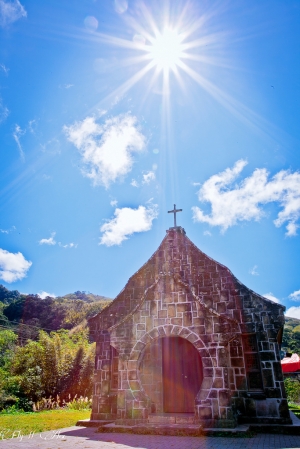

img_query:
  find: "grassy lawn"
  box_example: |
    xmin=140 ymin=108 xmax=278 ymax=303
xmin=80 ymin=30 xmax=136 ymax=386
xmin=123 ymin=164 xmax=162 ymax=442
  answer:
xmin=0 ymin=409 xmax=90 ymax=436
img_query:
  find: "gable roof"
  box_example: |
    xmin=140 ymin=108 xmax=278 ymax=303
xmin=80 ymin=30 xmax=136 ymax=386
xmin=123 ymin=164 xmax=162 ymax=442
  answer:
xmin=89 ymin=227 xmax=285 ymax=334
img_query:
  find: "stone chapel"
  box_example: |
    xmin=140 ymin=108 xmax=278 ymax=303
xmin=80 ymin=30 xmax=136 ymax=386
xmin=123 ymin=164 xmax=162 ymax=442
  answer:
xmin=89 ymin=224 xmax=291 ymax=428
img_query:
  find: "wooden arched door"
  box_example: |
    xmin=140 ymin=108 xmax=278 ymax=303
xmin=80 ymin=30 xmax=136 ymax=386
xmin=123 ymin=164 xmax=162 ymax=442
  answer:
xmin=162 ymin=337 xmax=203 ymax=413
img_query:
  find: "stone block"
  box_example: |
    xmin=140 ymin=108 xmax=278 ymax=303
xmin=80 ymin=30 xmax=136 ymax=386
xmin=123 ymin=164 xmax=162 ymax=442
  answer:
xmin=265 ymin=387 xmax=281 ymax=398
xmin=203 ymin=368 xmax=214 ymax=377
xmin=167 ymin=304 xmax=176 ymax=317
xmin=235 ymin=376 xmax=247 ymax=390
xmin=279 ymin=399 xmax=290 ymax=418
xmin=170 ymin=318 xmax=183 ymax=325
xmin=273 ymin=362 xmax=283 ymax=381
xmin=177 ymin=303 xmax=191 ymax=312
xmin=262 ymin=369 xmax=274 ymax=388
xmin=260 ymin=351 xmax=276 ymax=361
xmin=212 ymin=378 xmax=223 ymax=388
xmin=198 ymin=406 xmax=212 ymax=419
xmin=245 ymin=398 xmax=256 ymax=417
xmin=267 ymin=400 xmax=278 ymax=417
xmin=231 ymin=358 xmax=244 ymax=368
xmin=219 ymin=390 xmax=230 ymax=407
xmin=158 ymin=309 xmax=167 ymax=318
xmin=217 ymin=348 xmax=228 ymax=367
xmin=128 ymin=370 xmax=137 ymax=380
xmin=183 ymin=312 xmax=193 ymax=326
xmin=201 ymin=377 xmax=213 ymax=389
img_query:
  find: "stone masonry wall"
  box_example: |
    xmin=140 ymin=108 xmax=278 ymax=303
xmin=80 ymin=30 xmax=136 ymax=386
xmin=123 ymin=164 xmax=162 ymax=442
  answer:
xmin=89 ymin=227 xmax=290 ymax=427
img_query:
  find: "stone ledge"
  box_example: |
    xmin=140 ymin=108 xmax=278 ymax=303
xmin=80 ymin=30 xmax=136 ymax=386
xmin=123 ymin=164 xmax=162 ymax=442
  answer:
xmin=76 ymin=419 xmax=114 ymax=427
xmin=97 ymin=422 xmax=251 ymax=437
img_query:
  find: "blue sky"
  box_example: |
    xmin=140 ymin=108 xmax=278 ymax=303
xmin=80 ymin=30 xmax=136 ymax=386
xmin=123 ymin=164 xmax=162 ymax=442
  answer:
xmin=0 ymin=0 xmax=300 ymax=317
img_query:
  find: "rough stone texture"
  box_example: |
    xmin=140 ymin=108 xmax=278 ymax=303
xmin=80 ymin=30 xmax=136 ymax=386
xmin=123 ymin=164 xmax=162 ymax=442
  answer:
xmin=89 ymin=227 xmax=290 ymax=427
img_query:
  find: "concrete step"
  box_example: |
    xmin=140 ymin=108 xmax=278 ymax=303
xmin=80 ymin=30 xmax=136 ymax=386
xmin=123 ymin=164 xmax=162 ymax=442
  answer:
xmin=76 ymin=419 xmax=114 ymax=427
xmin=97 ymin=422 xmax=251 ymax=437
xmin=148 ymin=413 xmax=196 ymax=424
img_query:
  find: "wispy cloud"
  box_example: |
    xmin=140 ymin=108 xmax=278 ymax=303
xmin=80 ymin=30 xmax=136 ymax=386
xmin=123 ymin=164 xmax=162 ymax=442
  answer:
xmin=289 ymin=290 xmax=300 ymax=302
xmin=192 ymin=160 xmax=300 ymax=236
xmin=0 ymin=0 xmax=27 ymax=27
xmin=110 ymin=199 xmax=118 ymax=207
xmin=38 ymin=291 xmax=56 ymax=299
xmin=28 ymin=119 xmax=37 ymax=134
xmin=203 ymin=230 xmax=212 ymax=237
xmin=58 ymin=242 xmax=78 ymax=248
xmin=0 ymin=248 xmax=32 ymax=283
xmin=39 ymin=232 xmax=56 ymax=246
xmin=40 ymin=138 xmax=60 ymax=154
xmin=13 ymin=124 xmax=25 ymax=160
xmin=0 ymin=225 xmax=16 ymax=234
xmin=42 ymin=174 xmax=52 ymax=181
xmin=263 ymin=292 xmax=281 ymax=304
xmin=0 ymin=98 xmax=9 ymax=123
xmin=100 ymin=204 xmax=158 ymax=246
xmin=249 ymin=265 xmax=259 ymax=276
xmin=0 ymin=63 xmax=9 ymax=75
xmin=285 ymin=306 xmax=300 ymax=319
xmin=131 ymin=179 xmax=139 ymax=187
xmin=64 ymin=113 xmax=146 ymax=188
xmin=142 ymin=171 xmax=155 ymax=184
xmin=59 ymin=83 xmax=74 ymax=89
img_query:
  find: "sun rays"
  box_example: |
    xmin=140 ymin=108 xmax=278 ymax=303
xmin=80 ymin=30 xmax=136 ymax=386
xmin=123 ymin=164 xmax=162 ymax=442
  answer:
xmin=146 ymin=28 xmax=185 ymax=72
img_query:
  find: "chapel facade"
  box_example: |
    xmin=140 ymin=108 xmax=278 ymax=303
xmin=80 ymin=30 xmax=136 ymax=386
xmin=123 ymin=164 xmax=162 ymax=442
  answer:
xmin=89 ymin=226 xmax=290 ymax=428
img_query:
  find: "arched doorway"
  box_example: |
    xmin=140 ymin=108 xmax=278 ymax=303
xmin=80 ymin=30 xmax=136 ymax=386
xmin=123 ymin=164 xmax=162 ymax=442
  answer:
xmin=162 ymin=337 xmax=203 ymax=413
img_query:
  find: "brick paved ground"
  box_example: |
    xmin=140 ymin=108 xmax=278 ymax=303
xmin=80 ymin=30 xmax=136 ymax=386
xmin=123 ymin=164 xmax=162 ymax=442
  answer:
xmin=0 ymin=426 xmax=300 ymax=449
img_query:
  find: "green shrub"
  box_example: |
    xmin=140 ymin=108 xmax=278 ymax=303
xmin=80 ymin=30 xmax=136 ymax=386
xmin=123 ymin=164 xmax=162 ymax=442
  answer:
xmin=284 ymin=378 xmax=300 ymax=403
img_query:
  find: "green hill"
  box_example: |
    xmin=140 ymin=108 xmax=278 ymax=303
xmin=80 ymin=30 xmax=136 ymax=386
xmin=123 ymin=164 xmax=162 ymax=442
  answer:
xmin=282 ymin=316 xmax=300 ymax=353
xmin=0 ymin=285 xmax=112 ymax=339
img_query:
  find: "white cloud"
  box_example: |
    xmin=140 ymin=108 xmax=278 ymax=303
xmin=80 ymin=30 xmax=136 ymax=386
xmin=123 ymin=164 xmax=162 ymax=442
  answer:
xmin=142 ymin=171 xmax=155 ymax=184
xmin=100 ymin=204 xmax=158 ymax=246
xmin=0 ymin=248 xmax=32 ymax=283
xmin=40 ymin=138 xmax=60 ymax=154
xmin=289 ymin=290 xmax=300 ymax=302
xmin=249 ymin=265 xmax=259 ymax=276
xmin=0 ymin=225 xmax=15 ymax=234
xmin=263 ymin=292 xmax=280 ymax=304
xmin=285 ymin=306 xmax=300 ymax=319
xmin=58 ymin=242 xmax=78 ymax=248
xmin=0 ymin=0 xmax=27 ymax=27
xmin=110 ymin=200 xmax=118 ymax=207
xmin=203 ymin=230 xmax=212 ymax=236
xmin=39 ymin=232 xmax=56 ymax=246
xmin=13 ymin=124 xmax=25 ymax=160
xmin=131 ymin=179 xmax=139 ymax=187
xmin=64 ymin=114 xmax=146 ymax=188
xmin=192 ymin=160 xmax=300 ymax=236
xmin=0 ymin=98 xmax=9 ymax=123
xmin=28 ymin=119 xmax=37 ymax=134
xmin=0 ymin=63 xmax=9 ymax=75
xmin=38 ymin=291 xmax=56 ymax=299
xmin=59 ymin=83 xmax=74 ymax=89
xmin=42 ymin=174 xmax=52 ymax=181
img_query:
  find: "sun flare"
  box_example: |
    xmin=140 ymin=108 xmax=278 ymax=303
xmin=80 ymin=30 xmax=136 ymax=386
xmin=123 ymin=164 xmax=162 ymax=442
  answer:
xmin=148 ymin=29 xmax=184 ymax=71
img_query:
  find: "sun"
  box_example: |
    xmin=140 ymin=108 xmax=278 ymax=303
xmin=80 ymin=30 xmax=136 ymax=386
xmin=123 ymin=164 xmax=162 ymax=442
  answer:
xmin=147 ymin=29 xmax=184 ymax=72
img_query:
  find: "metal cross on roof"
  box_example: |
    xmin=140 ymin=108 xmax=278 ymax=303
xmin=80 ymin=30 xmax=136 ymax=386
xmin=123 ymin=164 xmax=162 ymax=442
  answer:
xmin=168 ymin=204 xmax=182 ymax=227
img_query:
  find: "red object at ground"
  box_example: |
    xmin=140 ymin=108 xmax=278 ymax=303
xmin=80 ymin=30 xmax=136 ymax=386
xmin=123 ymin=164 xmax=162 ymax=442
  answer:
xmin=281 ymin=353 xmax=300 ymax=372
